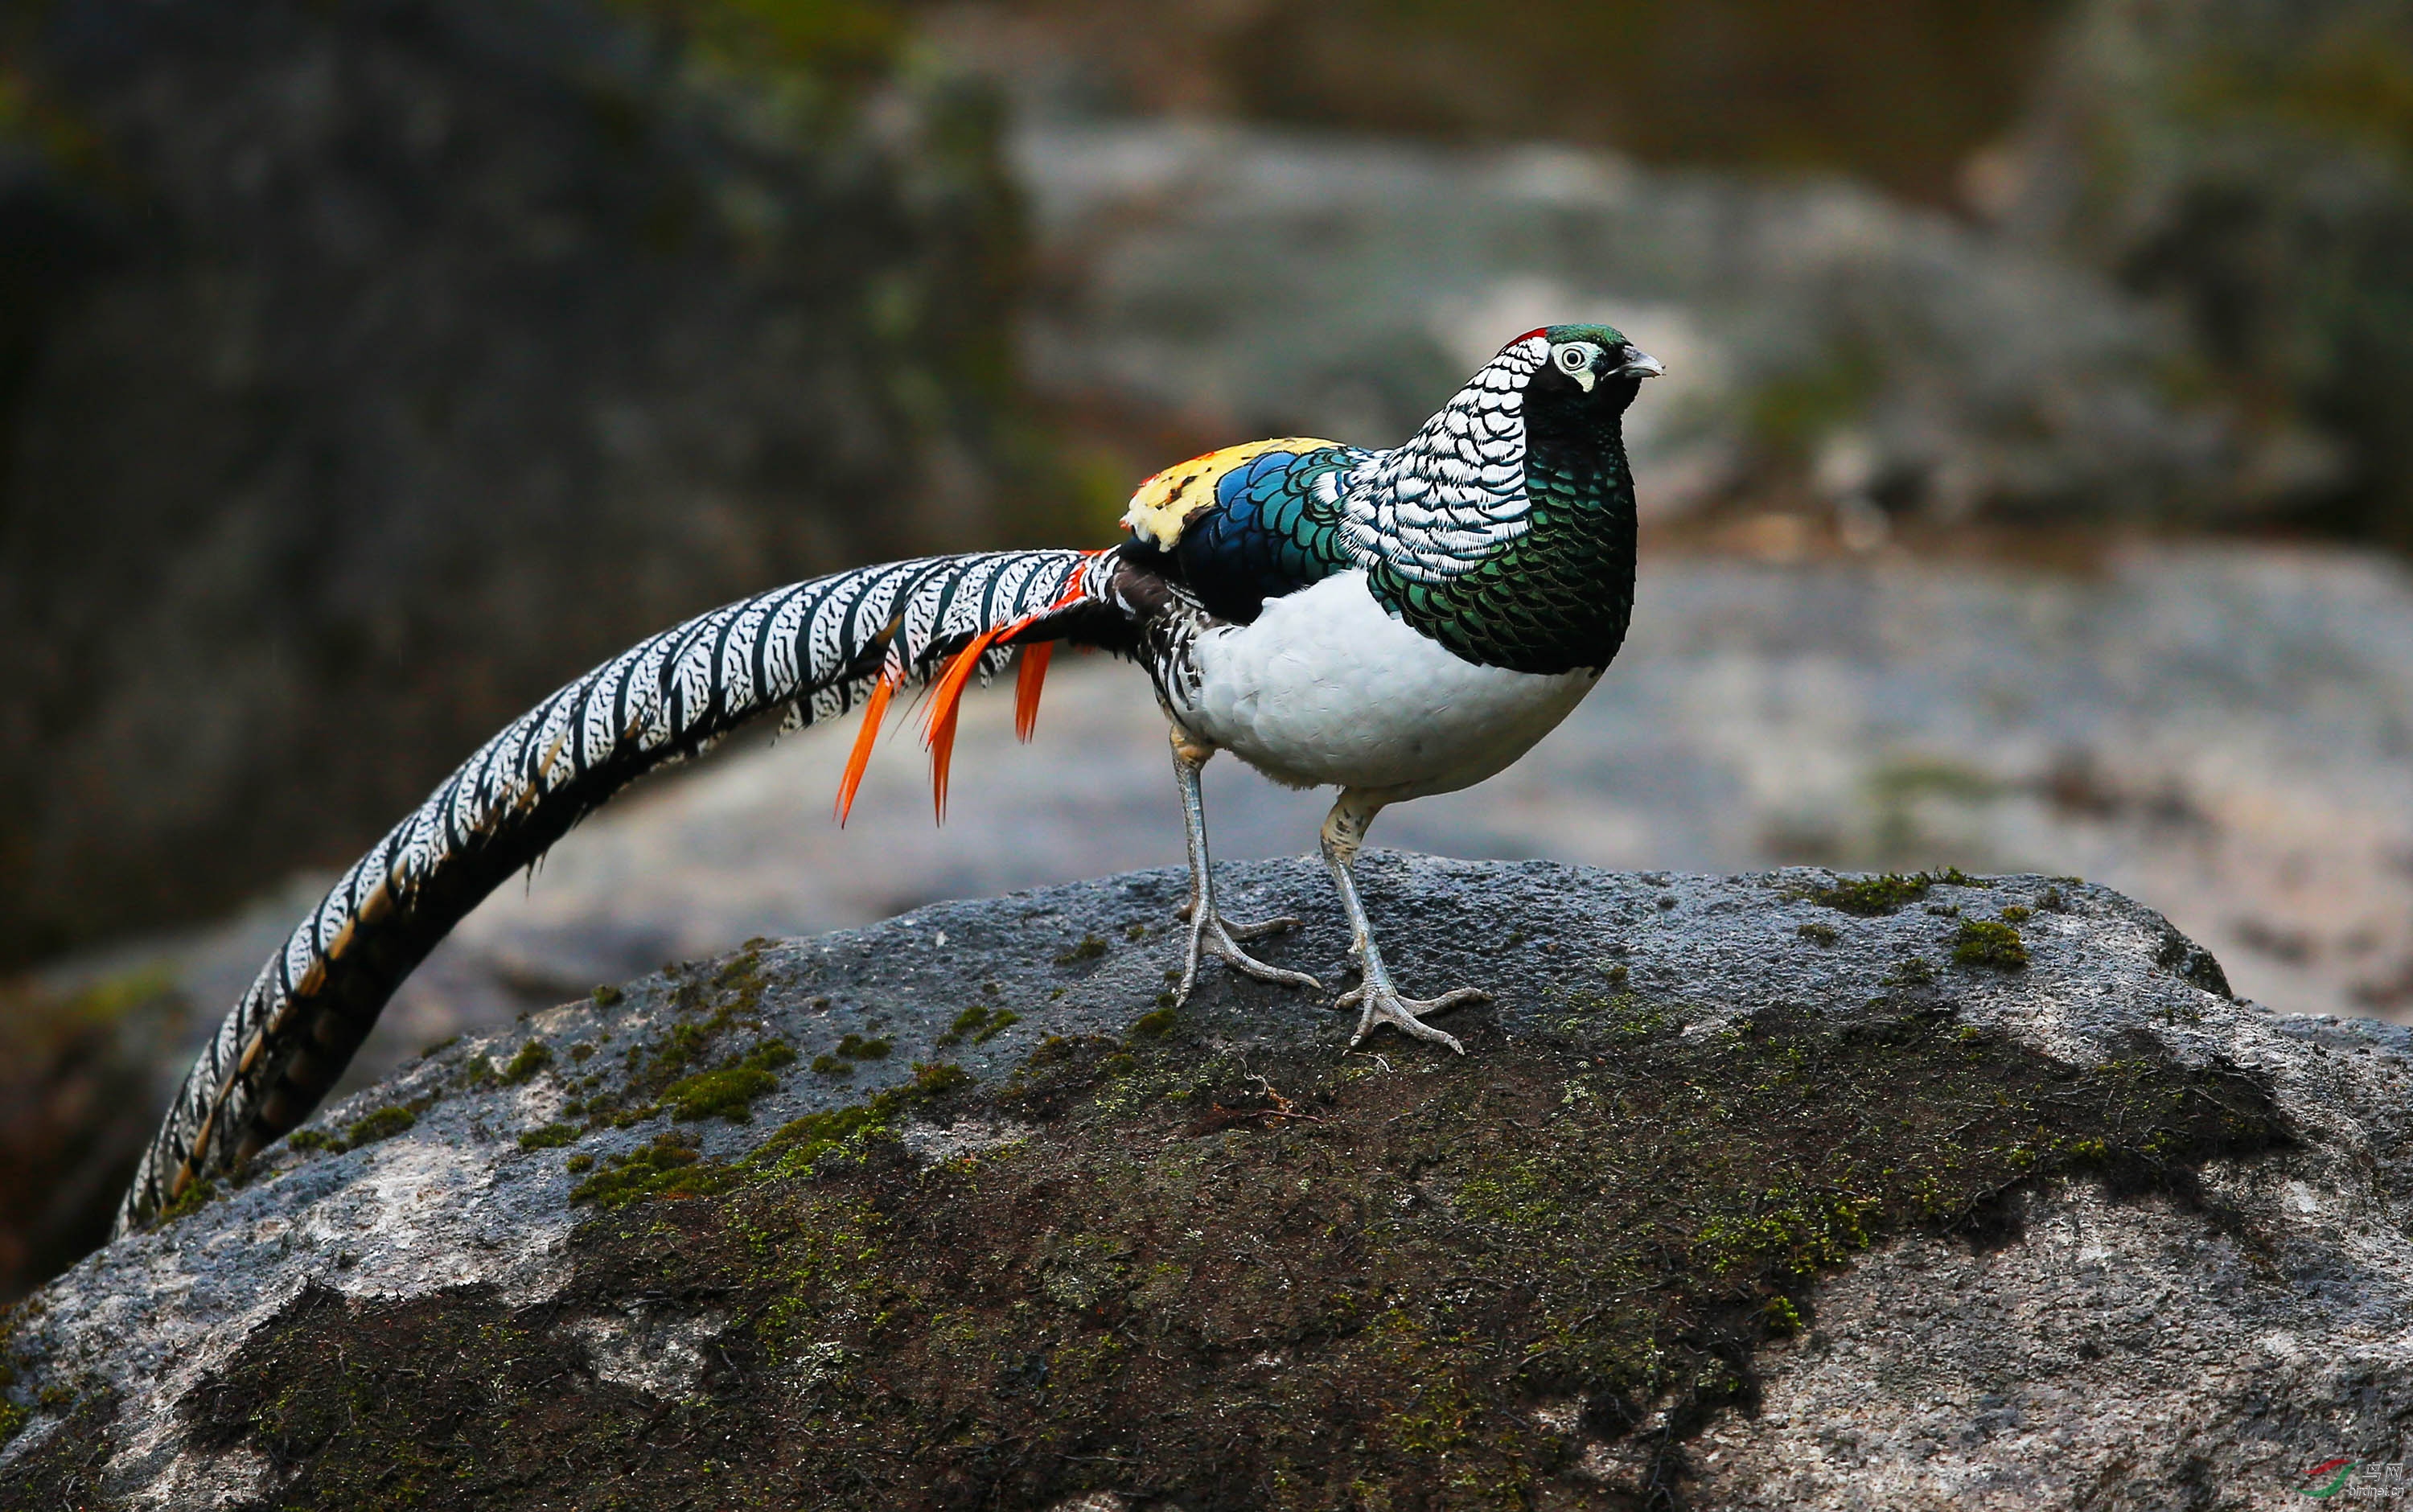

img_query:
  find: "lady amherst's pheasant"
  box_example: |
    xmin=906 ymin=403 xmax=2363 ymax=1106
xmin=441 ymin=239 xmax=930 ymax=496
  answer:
xmin=118 ymin=325 xmax=1659 ymax=1230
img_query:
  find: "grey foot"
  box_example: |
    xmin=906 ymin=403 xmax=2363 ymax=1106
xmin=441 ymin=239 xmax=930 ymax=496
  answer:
xmin=1177 ymin=909 xmax=1322 ymax=1004
xmin=1338 ymin=982 xmax=1485 ymax=1054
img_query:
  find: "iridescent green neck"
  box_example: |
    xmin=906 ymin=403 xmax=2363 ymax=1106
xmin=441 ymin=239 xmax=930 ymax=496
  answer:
xmin=1369 ymin=384 xmax=1638 ymax=675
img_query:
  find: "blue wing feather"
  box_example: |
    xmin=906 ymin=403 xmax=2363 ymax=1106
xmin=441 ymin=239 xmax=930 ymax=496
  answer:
xmin=1167 ymin=444 xmax=1367 ymax=622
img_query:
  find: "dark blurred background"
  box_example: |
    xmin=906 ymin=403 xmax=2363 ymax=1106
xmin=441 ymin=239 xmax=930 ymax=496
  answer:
xmin=2 ymin=0 xmax=2410 ymax=1297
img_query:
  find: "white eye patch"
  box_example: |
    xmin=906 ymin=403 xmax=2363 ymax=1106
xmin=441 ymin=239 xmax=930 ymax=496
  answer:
xmin=1552 ymin=343 xmax=1602 ymax=389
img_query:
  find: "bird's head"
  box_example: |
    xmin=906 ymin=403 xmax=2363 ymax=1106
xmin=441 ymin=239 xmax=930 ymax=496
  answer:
xmin=1520 ymin=323 xmax=1663 ymax=409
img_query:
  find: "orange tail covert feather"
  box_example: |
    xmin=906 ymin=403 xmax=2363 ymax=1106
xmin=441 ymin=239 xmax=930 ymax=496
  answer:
xmin=828 ymin=549 xmax=1108 ymax=830
xmin=1013 ymin=640 xmax=1053 ymax=742
xmin=923 ymin=628 xmax=1002 ymax=824
xmin=834 ymin=669 xmax=898 ymax=826
xmin=1001 ymin=549 xmax=1101 ymax=745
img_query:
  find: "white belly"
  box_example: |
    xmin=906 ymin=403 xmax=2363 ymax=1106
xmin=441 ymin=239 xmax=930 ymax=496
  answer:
xmin=1167 ymin=569 xmax=1598 ymax=801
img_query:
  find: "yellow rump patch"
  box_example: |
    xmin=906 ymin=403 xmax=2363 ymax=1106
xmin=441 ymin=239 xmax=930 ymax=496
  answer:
xmin=1120 ymin=436 xmax=1338 ymax=550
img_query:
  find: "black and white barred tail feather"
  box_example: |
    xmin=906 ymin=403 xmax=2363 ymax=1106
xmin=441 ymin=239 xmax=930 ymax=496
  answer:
xmin=117 ymin=549 xmax=1114 ymax=1233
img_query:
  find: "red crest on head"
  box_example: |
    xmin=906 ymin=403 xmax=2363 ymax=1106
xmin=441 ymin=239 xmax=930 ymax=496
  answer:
xmin=1512 ymin=327 xmax=1550 ymax=345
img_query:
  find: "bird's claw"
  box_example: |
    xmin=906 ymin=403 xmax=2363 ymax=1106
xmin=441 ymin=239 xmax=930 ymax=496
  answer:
xmin=1175 ymin=900 xmax=1301 ymax=938
xmin=1223 ymin=913 xmax=1302 ymax=942
xmin=1176 ymin=910 xmax=1321 ymax=1005
xmin=1338 ymin=983 xmax=1484 ymax=1054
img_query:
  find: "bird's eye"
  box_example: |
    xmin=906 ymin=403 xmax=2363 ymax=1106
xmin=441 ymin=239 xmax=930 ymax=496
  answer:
xmin=1557 ymin=346 xmax=1590 ymax=372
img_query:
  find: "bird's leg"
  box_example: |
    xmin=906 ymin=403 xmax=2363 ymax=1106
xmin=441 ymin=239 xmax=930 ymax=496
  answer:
xmin=1170 ymin=728 xmax=1320 ymax=1005
xmin=1319 ymin=789 xmax=1484 ymax=1054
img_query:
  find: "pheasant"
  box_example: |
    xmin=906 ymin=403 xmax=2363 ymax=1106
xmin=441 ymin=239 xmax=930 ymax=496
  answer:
xmin=117 ymin=324 xmax=1659 ymax=1231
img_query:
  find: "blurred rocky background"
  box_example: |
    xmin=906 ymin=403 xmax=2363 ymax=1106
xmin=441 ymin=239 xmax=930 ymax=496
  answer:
xmin=3 ymin=0 xmax=2411 ymax=1298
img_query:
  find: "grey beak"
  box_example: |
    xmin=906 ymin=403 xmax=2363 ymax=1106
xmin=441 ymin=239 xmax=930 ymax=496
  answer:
xmin=1620 ymin=348 xmax=1666 ymax=379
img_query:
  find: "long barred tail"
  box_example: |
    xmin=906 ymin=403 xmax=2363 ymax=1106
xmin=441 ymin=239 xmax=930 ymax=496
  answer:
xmin=117 ymin=549 xmax=1116 ymax=1233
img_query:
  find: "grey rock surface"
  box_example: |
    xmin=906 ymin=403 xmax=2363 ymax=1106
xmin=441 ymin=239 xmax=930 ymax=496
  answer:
xmin=2 ymin=860 xmax=2408 ymax=1508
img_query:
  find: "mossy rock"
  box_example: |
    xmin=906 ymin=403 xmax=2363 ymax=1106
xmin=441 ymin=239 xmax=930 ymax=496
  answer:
xmin=3 ymin=860 xmax=2409 ymax=1510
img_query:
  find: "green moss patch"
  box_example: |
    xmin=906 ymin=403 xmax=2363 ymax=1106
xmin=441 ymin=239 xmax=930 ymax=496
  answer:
xmin=183 ymin=1000 xmax=2284 ymax=1510
xmin=342 ymin=1106 xmax=417 ymax=1146
xmin=0 ymin=1383 xmax=116 ymax=1502
xmin=516 ymin=1123 xmax=582 ymax=1152
xmin=940 ymin=1002 xmax=1023 ymax=1047
xmin=1799 ymin=867 xmax=1983 ymax=916
xmin=1885 ymin=956 xmax=1938 ymax=987
xmin=1051 ymin=933 xmax=1108 ymax=966
xmin=569 ymin=1062 xmax=972 ymax=1211
xmin=1544 ymin=986 xmax=1680 ymax=1046
xmin=1953 ymin=918 xmax=2029 ymax=970
xmin=154 ymin=1177 xmax=220 ymax=1226
xmin=935 ymin=1005 xmax=993 ymax=1047
xmin=282 ymin=1097 xmax=428 ymax=1161
xmin=662 ymin=1042 xmax=799 ymax=1122
xmin=566 ymin=1130 xmax=711 ymax=1208
xmin=0 ymin=1322 xmax=20 ymax=1448
xmin=498 ymin=1042 xmax=553 ymax=1086
xmin=574 ymin=948 xmax=789 ymax=1128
